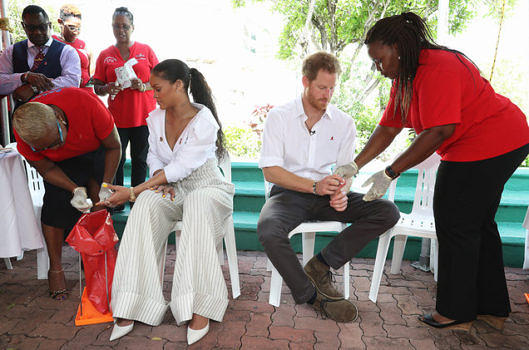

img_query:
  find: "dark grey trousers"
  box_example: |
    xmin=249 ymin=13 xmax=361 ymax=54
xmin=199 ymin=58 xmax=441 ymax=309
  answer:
xmin=257 ymin=186 xmax=400 ymax=304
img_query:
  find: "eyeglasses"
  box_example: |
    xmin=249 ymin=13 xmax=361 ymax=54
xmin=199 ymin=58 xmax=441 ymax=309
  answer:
xmin=21 ymin=22 xmax=51 ymax=32
xmin=112 ymin=24 xmax=131 ymax=31
xmin=65 ymin=24 xmax=81 ymax=32
xmin=30 ymin=120 xmax=64 ymax=152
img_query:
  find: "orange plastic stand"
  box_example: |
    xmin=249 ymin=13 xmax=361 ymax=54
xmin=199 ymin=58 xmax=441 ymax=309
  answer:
xmin=75 ymin=287 xmax=114 ymax=326
xmin=525 ymin=293 xmax=529 ymax=305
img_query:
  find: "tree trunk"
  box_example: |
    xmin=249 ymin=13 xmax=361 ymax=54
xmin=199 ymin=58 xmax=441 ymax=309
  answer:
xmin=300 ymin=0 xmax=317 ymax=56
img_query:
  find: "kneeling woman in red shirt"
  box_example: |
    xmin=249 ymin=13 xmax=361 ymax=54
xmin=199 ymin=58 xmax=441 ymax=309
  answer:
xmin=13 ymin=87 xmax=121 ymax=300
xmin=353 ymin=12 xmax=529 ymax=331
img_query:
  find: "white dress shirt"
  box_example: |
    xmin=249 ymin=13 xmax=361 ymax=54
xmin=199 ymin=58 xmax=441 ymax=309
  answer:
xmin=259 ymin=95 xmax=356 ymax=182
xmin=146 ymin=103 xmax=219 ymax=183
xmin=0 ymin=37 xmax=81 ymax=95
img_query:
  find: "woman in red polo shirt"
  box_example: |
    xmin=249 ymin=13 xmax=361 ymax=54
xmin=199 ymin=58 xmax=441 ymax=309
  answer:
xmin=13 ymin=87 xmax=121 ymax=300
xmin=52 ymin=4 xmax=92 ymax=88
xmin=93 ymin=7 xmax=158 ymax=211
xmin=352 ymin=12 xmax=529 ymax=331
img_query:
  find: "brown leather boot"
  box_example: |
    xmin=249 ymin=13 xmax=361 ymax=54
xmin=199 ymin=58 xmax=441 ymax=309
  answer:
xmin=311 ymin=291 xmax=358 ymax=322
xmin=304 ymin=256 xmax=343 ymax=300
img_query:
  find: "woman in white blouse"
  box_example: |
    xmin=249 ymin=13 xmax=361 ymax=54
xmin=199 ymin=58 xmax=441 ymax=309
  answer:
xmin=100 ymin=59 xmax=234 ymax=345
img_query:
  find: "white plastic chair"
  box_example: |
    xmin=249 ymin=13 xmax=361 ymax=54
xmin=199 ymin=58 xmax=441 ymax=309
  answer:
xmin=5 ymin=142 xmax=49 ymax=279
xmin=369 ymin=153 xmax=441 ymax=303
xmin=161 ymin=153 xmax=240 ymax=299
xmin=264 ymin=182 xmax=350 ymax=307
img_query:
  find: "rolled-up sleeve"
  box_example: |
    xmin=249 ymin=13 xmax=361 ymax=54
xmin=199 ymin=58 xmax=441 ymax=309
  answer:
xmin=336 ymin=117 xmax=356 ymax=167
xmin=0 ymin=46 xmax=24 ymax=95
xmin=258 ymin=109 xmax=285 ymax=169
xmin=52 ymin=45 xmax=81 ymax=88
xmin=163 ymin=120 xmax=217 ymax=183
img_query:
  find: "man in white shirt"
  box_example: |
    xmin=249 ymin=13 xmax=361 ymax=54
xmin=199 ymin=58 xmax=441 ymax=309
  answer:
xmin=258 ymin=52 xmax=400 ymax=322
xmin=0 ymin=5 xmax=80 ymax=105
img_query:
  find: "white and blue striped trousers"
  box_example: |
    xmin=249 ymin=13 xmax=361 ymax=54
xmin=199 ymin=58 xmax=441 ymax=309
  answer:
xmin=111 ymin=159 xmax=235 ymax=325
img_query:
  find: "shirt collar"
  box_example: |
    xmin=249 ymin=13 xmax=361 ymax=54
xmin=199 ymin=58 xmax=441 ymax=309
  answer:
xmin=27 ymin=37 xmax=53 ymax=49
xmin=295 ymin=94 xmax=333 ymax=120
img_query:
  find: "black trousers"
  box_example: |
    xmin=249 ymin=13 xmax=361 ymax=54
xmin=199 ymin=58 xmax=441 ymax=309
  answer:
xmin=257 ymin=186 xmax=400 ymax=303
xmin=434 ymin=143 xmax=529 ymax=321
xmin=115 ymin=126 xmax=149 ymax=188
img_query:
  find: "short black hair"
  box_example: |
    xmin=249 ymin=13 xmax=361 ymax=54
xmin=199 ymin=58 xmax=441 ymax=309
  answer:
xmin=22 ymin=5 xmax=49 ymax=21
xmin=113 ymin=7 xmax=133 ymax=25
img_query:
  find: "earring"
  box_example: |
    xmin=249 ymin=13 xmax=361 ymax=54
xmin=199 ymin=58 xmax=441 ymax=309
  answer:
xmin=398 ymin=56 xmax=401 ymax=60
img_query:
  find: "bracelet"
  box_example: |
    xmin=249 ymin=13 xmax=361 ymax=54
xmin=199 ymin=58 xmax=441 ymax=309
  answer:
xmin=312 ymin=181 xmax=318 ymax=195
xmin=129 ymin=187 xmax=136 ymax=202
xmin=385 ymin=166 xmax=400 ymax=179
xmin=139 ymin=83 xmax=146 ymax=92
xmin=21 ymin=72 xmax=29 ymax=83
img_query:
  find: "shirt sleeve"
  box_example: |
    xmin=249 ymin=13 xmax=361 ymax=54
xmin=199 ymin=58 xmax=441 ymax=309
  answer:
xmin=258 ymin=109 xmax=285 ymax=169
xmin=0 ymin=45 xmax=23 ymax=95
xmin=163 ymin=117 xmax=218 ymax=183
xmin=90 ymin=96 xmax=115 ymax=139
xmin=336 ymin=116 xmax=356 ymax=167
xmin=92 ymin=52 xmax=107 ymax=82
xmin=52 ymin=45 xmax=81 ymax=88
xmin=379 ymin=82 xmax=404 ymax=128
xmin=417 ymin=69 xmax=462 ymax=129
xmin=149 ymin=46 xmax=159 ymax=69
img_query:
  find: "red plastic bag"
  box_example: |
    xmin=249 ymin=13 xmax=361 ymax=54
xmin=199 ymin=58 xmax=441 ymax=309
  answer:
xmin=66 ymin=210 xmax=119 ymax=314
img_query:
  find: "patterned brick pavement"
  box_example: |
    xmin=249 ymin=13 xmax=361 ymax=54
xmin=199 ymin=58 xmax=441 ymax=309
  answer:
xmin=1 ymin=247 xmax=528 ymax=349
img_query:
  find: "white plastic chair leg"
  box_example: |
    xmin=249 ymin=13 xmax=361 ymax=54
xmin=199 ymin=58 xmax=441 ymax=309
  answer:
xmin=390 ymin=235 xmax=408 ymax=274
xmin=266 ymin=259 xmax=273 ymax=271
xmin=269 ymin=264 xmax=283 ymax=307
xmin=4 ymin=258 xmax=13 ymax=270
xmin=302 ymin=232 xmax=316 ymax=266
xmin=37 ymin=246 xmax=49 ymax=279
xmin=430 ymin=239 xmax=438 ymax=282
xmin=369 ymin=232 xmax=392 ymax=303
xmin=224 ymin=218 xmax=240 ymax=298
xmin=343 ymin=262 xmax=350 ymax=299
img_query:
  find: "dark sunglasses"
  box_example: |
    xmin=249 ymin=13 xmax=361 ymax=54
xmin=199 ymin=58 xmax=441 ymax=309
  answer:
xmin=30 ymin=120 xmax=64 ymax=152
xmin=22 ymin=22 xmax=51 ymax=32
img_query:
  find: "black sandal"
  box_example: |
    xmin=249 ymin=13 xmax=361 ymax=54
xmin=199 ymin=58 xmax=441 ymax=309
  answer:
xmin=48 ymin=269 xmax=69 ymax=300
xmin=419 ymin=313 xmax=472 ymax=331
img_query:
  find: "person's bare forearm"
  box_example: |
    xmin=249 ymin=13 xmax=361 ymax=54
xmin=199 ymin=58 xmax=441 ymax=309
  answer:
xmin=390 ymin=124 xmax=455 ymax=174
xmin=262 ymin=166 xmax=314 ymax=193
xmin=102 ymin=147 xmax=121 ymax=184
xmin=31 ymin=161 xmax=77 ymax=193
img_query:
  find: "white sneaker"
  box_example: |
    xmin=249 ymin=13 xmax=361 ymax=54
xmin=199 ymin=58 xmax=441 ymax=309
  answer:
xmin=109 ymin=320 xmax=134 ymax=341
xmin=187 ymin=321 xmax=209 ymax=345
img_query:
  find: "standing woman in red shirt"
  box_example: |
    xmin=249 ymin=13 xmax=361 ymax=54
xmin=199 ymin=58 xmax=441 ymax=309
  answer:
xmin=53 ymin=4 xmax=92 ymax=88
xmin=93 ymin=7 xmax=158 ymax=211
xmin=351 ymin=12 xmax=529 ymax=331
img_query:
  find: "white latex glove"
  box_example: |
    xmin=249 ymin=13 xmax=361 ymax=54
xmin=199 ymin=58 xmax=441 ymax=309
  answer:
xmin=361 ymin=170 xmax=393 ymax=201
xmin=98 ymin=182 xmax=113 ymax=202
xmin=70 ymin=187 xmax=93 ymax=213
xmin=333 ymin=161 xmax=359 ymax=179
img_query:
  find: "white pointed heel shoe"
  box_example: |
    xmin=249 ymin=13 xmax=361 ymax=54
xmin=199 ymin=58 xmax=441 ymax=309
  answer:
xmin=109 ymin=320 xmax=134 ymax=341
xmin=187 ymin=320 xmax=209 ymax=345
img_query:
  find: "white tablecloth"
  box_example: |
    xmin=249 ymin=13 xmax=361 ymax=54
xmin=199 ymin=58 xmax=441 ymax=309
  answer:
xmin=0 ymin=149 xmax=44 ymax=257
xmin=522 ymin=207 xmax=529 ymax=269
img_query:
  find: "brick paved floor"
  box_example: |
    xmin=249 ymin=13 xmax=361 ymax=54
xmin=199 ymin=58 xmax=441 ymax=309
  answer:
xmin=1 ymin=247 xmax=529 ymax=349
